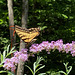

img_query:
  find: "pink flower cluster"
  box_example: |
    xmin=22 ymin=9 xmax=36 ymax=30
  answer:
xmin=3 ymin=49 xmax=28 ymax=72
xmin=3 ymin=39 xmax=75 ymax=72
xmin=30 ymin=39 xmax=75 ymax=56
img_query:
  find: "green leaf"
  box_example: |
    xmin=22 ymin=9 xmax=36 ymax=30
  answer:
xmin=6 ymin=50 xmax=16 ymax=58
xmin=0 ymin=71 xmax=7 ymax=73
xmin=1 ymin=53 xmax=3 ymax=63
xmin=0 ymin=61 xmax=4 ymax=66
xmin=0 ymin=1 xmax=3 ymax=3
xmin=25 ymin=65 xmax=34 ymax=75
xmin=35 ymin=64 xmax=42 ymax=70
xmin=38 ymin=73 xmax=46 ymax=75
xmin=0 ymin=65 xmax=3 ymax=67
xmin=62 ymin=14 xmax=68 ymax=19
xmin=59 ymin=71 xmax=67 ymax=75
xmin=26 ymin=57 xmax=45 ymax=75
xmin=3 ymin=50 xmax=6 ymax=61
xmin=67 ymin=66 xmax=72 ymax=74
xmin=35 ymin=65 xmax=45 ymax=73
xmin=40 ymin=26 xmax=47 ymax=31
xmin=33 ymin=62 xmax=36 ymax=72
xmin=0 ymin=19 xmax=3 ymax=24
xmin=36 ymin=57 xmax=43 ymax=65
xmin=7 ymin=71 xmax=15 ymax=75
xmin=10 ymin=46 xmax=15 ymax=52
xmin=63 ymin=62 xmax=69 ymax=73
xmin=7 ymin=44 xmax=10 ymax=54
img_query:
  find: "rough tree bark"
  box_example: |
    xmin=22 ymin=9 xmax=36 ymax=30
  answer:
xmin=17 ymin=0 xmax=28 ymax=75
xmin=7 ymin=0 xmax=15 ymax=48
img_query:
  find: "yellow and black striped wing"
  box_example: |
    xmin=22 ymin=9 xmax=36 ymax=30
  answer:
xmin=23 ymin=32 xmax=39 ymax=43
xmin=15 ymin=25 xmax=40 ymax=43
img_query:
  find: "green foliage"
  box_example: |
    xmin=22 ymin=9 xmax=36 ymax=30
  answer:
xmin=0 ymin=0 xmax=75 ymax=49
xmin=46 ymin=71 xmax=60 ymax=75
xmin=0 ymin=0 xmax=9 ymax=51
xmin=0 ymin=45 xmax=16 ymax=74
xmin=0 ymin=45 xmax=16 ymax=65
xmin=25 ymin=57 xmax=46 ymax=75
xmin=0 ymin=0 xmax=75 ymax=74
xmin=59 ymin=62 xmax=72 ymax=75
xmin=28 ymin=0 xmax=75 ymax=43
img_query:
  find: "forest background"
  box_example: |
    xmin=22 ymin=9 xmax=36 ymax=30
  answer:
xmin=0 ymin=0 xmax=75 ymax=75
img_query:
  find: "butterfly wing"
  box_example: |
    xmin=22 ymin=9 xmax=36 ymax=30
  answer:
xmin=15 ymin=25 xmax=40 ymax=43
xmin=15 ymin=25 xmax=29 ymax=42
xmin=24 ymin=31 xmax=39 ymax=42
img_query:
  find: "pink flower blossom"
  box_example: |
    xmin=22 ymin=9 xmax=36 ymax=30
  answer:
xmin=29 ymin=44 xmax=39 ymax=53
xmin=3 ymin=39 xmax=75 ymax=72
xmin=4 ymin=58 xmax=11 ymax=64
xmin=72 ymin=41 xmax=75 ymax=49
xmin=10 ymin=57 xmax=19 ymax=65
xmin=19 ymin=54 xmax=28 ymax=62
xmin=40 ymin=41 xmax=49 ymax=48
xmin=3 ymin=61 xmax=16 ymax=72
xmin=14 ymin=51 xmax=22 ymax=57
xmin=64 ymin=43 xmax=72 ymax=53
xmin=21 ymin=48 xmax=28 ymax=54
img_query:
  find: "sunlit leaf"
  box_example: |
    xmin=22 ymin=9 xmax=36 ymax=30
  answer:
xmin=62 ymin=14 xmax=68 ymax=19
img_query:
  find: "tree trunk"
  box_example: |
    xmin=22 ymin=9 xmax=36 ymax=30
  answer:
xmin=17 ymin=0 xmax=28 ymax=75
xmin=7 ymin=0 xmax=16 ymax=48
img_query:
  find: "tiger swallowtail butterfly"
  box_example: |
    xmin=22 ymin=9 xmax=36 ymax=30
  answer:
xmin=15 ymin=25 xmax=40 ymax=43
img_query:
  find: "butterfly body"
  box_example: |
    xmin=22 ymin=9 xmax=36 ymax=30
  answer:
xmin=15 ymin=25 xmax=40 ymax=43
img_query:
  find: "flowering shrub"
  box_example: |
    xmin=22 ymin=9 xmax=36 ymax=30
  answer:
xmin=3 ymin=39 xmax=75 ymax=72
xmin=30 ymin=39 xmax=75 ymax=56
xmin=3 ymin=49 xmax=28 ymax=72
